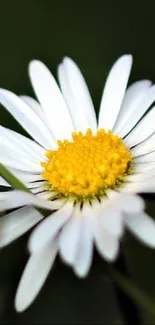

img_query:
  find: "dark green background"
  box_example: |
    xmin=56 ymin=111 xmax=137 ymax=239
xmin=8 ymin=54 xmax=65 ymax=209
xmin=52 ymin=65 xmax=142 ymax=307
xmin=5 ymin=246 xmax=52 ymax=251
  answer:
xmin=0 ymin=1 xmax=155 ymax=324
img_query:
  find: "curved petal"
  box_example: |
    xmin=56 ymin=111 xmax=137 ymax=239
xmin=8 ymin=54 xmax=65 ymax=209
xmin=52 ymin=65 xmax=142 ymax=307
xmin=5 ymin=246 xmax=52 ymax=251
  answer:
xmin=0 ymin=169 xmax=43 ymax=188
xmin=105 ymin=191 xmax=144 ymax=214
xmin=113 ymin=80 xmax=151 ymax=133
xmin=95 ymin=226 xmax=119 ymax=262
xmin=20 ymin=95 xmax=46 ymax=123
xmin=0 ymin=176 xmax=44 ymax=188
xmin=0 ymin=125 xmax=46 ymax=161
xmin=20 ymin=95 xmax=54 ymax=136
xmin=89 ymin=200 xmax=120 ymax=261
xmin=58 ymin=58 xmax=97 ymax=133
xmin=59 ymin=204 xmax=82 ymax=265
xmin=29 ymin=60 xmax=75 ymax=141
xmin=131 ymin=133 xmax=155 ymax=156
xmin=118 ymin=179 xmax=155 ymax=193
xmin=124 ymin=212 xmax=155 ymax=248
xmin=28 ymin=200 xmax=74 ymax=253
xmin=0 ymin=89 xmax=56 ymax=149
xmin=98 ymin=55 xmax=133 ymax=130
xmin=124 ymin=105 xmax=155 ymax=148
xmin=98 ymin=205 xmax=123 ymax=237
xmin=15 ymin=240 xmax=57 ymax=312
xmin=73 ymin=202 xmax=93 ymax=277
xmin=0 ymin=190 xmax=65 ymax=212
xmin=134 ymin=162 xmax=155 ymax=173
xmin=127 ymin=169 xmax=155 ymax=182
xmin=135 ymin=151 xmax=155 ymax=163
xmin=0 ymin=154 xmax=43 ymax=173
xmin=0 ymin=138 xmax=43 ymax=164
xmin=0 ymin=206 xmax=43 ymax=247
xmin=118 ymin=85 xmax=155 ymax=138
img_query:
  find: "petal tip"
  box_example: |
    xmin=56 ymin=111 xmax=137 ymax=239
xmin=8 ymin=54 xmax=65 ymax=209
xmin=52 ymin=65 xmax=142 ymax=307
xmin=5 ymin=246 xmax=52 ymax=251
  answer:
xmin=28 ymin=60 xmax=44 ymax=74
xmin=119 ymin=54 xmax=133 ymax=66
xmin=14 ymin=295 xmax=27 ymax=313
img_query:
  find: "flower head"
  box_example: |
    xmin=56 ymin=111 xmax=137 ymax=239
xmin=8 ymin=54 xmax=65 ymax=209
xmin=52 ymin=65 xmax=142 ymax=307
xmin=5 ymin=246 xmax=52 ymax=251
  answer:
xmin=0 ymin=55 xmax=155 ymax=312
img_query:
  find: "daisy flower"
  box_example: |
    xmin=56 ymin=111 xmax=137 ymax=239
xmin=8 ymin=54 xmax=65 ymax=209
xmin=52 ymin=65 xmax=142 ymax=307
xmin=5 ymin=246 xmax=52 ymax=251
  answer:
xmin=1 ymin=55 xmax=155 ymax=312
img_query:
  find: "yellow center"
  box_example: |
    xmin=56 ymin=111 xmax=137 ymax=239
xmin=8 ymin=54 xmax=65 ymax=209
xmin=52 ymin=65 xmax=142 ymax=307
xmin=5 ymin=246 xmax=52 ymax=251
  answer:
xmin=41 ymin=129 xmax=133 ymax=198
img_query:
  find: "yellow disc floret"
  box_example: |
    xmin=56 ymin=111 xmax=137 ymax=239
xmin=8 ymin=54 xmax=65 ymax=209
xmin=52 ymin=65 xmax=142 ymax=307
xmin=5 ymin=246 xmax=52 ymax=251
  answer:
xmin=41 ymin=129 xmax=133 ymax=198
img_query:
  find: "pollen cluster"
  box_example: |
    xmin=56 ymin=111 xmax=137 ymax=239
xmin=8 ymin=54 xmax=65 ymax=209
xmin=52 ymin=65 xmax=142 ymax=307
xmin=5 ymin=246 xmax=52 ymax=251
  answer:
xmin=41 ymin=129 xmax=133 ymax=198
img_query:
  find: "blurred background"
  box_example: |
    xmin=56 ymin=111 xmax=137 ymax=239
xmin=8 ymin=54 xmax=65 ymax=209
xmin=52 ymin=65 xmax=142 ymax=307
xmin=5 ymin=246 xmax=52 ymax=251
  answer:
xmin=0 ymin=0 xmax=155 ymax=323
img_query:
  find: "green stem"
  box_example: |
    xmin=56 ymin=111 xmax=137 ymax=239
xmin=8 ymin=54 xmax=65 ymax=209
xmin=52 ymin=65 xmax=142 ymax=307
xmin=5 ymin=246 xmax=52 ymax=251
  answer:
xmin=110 ymin=249 xmax=155 ymax=323
xmin=0 ymin=163 xmax=30 ymax=192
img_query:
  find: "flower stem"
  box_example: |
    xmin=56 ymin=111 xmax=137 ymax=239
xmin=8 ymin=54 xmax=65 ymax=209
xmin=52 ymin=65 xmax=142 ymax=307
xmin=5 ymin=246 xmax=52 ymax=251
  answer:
xmin=111 ymin=248 xmax=142 ymax=325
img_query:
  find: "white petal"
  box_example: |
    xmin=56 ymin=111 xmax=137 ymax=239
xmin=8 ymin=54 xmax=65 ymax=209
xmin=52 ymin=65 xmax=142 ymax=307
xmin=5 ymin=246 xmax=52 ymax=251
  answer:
xmin=27 ymin=181 xmax=47 ymax=189
xmin=30 ymin=186 xmax=47 ymax=194
xmin=0 ymin=169 xmax=43 ymax=188
xmin=98 ymin=202 xmax=123 ymax=237
xmin=0 ymin=154 xmax=43 ymax=173
xmin=134 ymin=162 xmax=155 ymax=173
xmin=135 ymin=151 xmax=155 ymax=163
xmin=117 ymin=193 xmax=145 ymax=214
xmin=58 ymin=58 xmax=97 ymax=133
xmin=29 ymin=60 xmax=75 ymax=141
xmin=113 ymin=80 xmax=151 ymax=133
xmin=28 ymin=200 xmax=74 ymax=253
xmin=0 ymin=89 xmax=56 ymax=149
xmin=131 ymin=133 xmax=155 ymax=156
xmin=118 ymin=179 xmax=155 ymax=193
xmin=20 ymin=95 xmax=53 ymax=134
xmin=98 ymin=55 xmax=132 ymax=130
xmin=0 ymin=176 xmax=44 ymax=188
xmin=0 ymin=137 xmax=45 ymax=166
xmin=124 ymin=105 xmax=155 ymax=148
xmin=127 ymin=170 xmax=155 ymax=182
xmin=0 ymin=125 xmax=47 ymax=161
xmin=87 ymin=200 xmax=119 ymax=261
xmin=124 ymin=212 xmax=155 ymax=248
xmin=0 ymin=190 xmax=65 ymax=212
xmin=59 ymin=204 xmax=82 ymax=265
xmin=73 ymin=202 xmax=93 ymax=277
xmin=20 ymin=96 xmax=44 ymax=119
xmin=0 ymin=136 xmax=41 ymax=163
xmin=0 ymin=206 xmax=43 ymax=247
xmin=15 ymin=240 xmax=57 ymax=312
xmin=36 ymin=191 xmax=58 ymax=200
xmin=95 ymin=223 xmax=119 ymax=261
xmin=106 ymin=190 xmax=144 ymax=214
xmin=58 ymin=63 xmax=89 ymax=133
xmin=118 ymin=85 xmax=155 ymax=138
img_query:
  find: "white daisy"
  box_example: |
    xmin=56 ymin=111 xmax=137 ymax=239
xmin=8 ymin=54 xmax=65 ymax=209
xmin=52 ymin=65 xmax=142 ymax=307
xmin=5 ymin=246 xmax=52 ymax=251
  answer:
xmin=0 ymin=55 xmax=155 ymax=312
